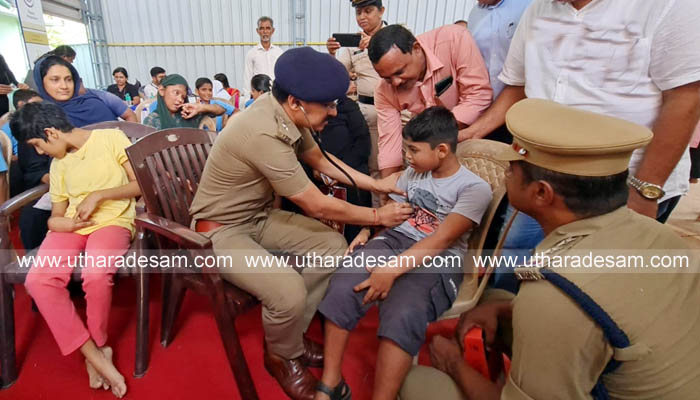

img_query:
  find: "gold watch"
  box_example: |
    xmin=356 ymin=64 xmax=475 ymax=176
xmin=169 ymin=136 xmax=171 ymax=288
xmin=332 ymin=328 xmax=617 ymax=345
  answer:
xmin=627 ymin=175 xmax=665 ymax=200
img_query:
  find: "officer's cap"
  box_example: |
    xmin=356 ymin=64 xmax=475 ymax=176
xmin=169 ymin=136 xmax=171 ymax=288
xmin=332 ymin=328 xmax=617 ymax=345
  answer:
xmin=274 ymin=47 xmax=350 ymax=103
xmin=498 ymin=99 xmax=653 ymax=176
xmin=351 ymin=0 xmax=383 ymax=8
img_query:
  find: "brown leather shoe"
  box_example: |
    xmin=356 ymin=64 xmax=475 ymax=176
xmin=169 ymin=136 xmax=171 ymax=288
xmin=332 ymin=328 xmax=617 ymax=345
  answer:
xmin=264 ymin=348 xmax=318 ymax=400
xmin=302 ymin=337 xmax=324 ymax=368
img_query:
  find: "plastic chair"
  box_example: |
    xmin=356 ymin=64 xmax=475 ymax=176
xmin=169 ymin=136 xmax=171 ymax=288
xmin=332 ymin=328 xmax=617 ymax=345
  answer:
xmin=0 ymin=125 xmax=156 ymax=388
xmin=198 ymin=116 xmax=217 ymax=132
xmin=126 ymin=128 xmax=260 ymax=399
xmin=438 ymin=139 xmax=512 ymax=320
xmin=134 ymin=100 xmax=155 ymax=124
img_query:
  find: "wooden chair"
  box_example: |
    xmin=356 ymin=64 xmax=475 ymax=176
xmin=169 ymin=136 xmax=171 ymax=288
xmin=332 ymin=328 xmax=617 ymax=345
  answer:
xmin=0 ymin=123 xmax=157 ymax=388
xmin=438 ymin=139 xmax=512 ymax=320
xmin=125 ymin=128 xmax=260 ymax=400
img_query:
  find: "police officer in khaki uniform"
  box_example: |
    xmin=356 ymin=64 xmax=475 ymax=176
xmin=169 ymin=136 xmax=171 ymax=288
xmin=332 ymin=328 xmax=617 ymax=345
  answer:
xmin=189 ymin=47 xmax=412 ymax=400
xmin=399 ymin=99 xmax=700 ymax=400
xmin=327 ymin=0 xmax=386 ymax=206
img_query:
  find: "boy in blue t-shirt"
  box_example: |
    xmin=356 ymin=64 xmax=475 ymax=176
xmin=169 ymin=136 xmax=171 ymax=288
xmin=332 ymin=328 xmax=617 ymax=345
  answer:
xmin=315 ymin=107 xmax=492 ymax=400
xmin=1 ymin=89 xmax=42 ymax=171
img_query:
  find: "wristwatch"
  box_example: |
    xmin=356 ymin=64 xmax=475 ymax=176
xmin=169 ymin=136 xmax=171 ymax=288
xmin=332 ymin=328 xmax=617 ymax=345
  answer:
xmin=627 ymin=175 xmax=665 ymax=200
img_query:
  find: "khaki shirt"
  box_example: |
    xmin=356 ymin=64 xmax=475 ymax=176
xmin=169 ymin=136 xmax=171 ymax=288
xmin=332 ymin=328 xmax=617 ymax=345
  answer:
xmin=337 ymin=47 xmax=381 ymax=98
xmin=504 ymin=207 xmax=700 ymax=400
xmin=189 ymin=93 xmax=316 ymax=226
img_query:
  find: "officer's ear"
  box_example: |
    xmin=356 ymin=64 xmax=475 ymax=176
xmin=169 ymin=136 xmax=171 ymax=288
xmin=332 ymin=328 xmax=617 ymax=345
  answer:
xmin=532 ymin=180 xmax=556 ymax=208
xmin=287 ymin=95 xmax=301 ymax=110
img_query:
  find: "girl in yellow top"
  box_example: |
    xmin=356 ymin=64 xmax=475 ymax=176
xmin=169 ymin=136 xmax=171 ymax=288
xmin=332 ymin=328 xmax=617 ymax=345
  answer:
xmin=9 ymin=102 xmax=141 ymax=398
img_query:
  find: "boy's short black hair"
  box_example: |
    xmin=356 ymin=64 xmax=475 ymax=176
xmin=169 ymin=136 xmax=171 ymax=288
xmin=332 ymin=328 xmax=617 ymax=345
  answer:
xmin=52 ymin=45 xmax=76 ymax=59
xmin=9 ymin=102 xmax=74 ymax=143
xmin=402 ymin=106 xmax=458 ymax=152
xmin=150 ymin=66 xmax=165 ymax=77
xmin=368 ymin=24 xmax=417 ymax=64
xmin=195 ymin=77 xmax=213 ymax=89
xmin=12 ymin=89 xmax=41 ymax=109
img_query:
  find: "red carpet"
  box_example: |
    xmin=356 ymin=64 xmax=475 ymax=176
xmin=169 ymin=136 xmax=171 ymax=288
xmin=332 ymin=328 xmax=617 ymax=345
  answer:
xmin=1 ymin=276 xmax=457 ymax=400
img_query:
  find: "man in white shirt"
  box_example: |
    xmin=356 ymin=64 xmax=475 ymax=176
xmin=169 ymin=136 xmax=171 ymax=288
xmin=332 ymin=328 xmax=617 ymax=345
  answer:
xmin=142 ymin=66 xmax=166 ymax=100
xmin=244 ymin=16 xmax=284 ymax=98
xmin=461 ymin=0 xmax=700 ymax=220
xmin=460 ymin=0 xmax=700 ymax=293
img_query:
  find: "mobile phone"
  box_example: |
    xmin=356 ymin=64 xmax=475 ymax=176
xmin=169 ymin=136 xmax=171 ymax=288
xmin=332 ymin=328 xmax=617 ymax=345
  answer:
xmin=435 ymin=76 xmax=453 ymax=97
xmin=333 ymin=33 xmax=362 ymax=47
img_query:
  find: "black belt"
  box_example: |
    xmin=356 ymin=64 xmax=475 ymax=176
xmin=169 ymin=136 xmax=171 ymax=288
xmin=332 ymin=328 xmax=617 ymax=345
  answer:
xmin=358 ymin=95 xmax=374 ymax=106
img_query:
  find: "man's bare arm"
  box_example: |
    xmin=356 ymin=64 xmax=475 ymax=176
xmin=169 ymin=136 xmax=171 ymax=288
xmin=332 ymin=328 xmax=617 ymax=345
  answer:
xmin=628 ymin=81 xmax=700 ymax=217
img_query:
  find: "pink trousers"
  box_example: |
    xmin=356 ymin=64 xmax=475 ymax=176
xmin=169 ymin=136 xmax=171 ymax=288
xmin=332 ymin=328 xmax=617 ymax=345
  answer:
xmin=24 ymin=226 xmax=131 ymax=355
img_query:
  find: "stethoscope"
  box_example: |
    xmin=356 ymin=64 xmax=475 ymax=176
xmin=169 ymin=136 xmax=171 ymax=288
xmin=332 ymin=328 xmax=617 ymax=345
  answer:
xmin=299 ymin=104 xmax=361 ymax=198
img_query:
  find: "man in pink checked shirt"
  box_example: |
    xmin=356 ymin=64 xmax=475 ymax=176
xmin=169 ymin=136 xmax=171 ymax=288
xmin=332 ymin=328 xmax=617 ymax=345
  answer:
xmin=368 ymin=24 xmax=493 ymax=178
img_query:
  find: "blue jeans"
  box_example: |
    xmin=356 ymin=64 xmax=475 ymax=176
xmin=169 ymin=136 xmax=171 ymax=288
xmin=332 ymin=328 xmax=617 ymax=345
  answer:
xmin=491 ymin=205 xmax=545 ymax=293
xmin=656 ymin=195 xmax=682 ymax=224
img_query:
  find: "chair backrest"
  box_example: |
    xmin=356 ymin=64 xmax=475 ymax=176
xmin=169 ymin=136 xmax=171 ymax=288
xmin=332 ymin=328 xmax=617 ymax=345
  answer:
xmin=125 ymin=128 xmax=215 ymax=227
xmin=456 ymin=139 xmax=510 ymax=254
xmin=82 ymin=121 xmax=157 ymax=142
xmin=135 ymin=100 xmax=155 ymax=123
xmin=212 ymin=97 xmax=235 ymax=108
xmin=199 ymin=116 xmax=216 ymax=132
xmin=440 ymin=139 xmax=510 ymax=318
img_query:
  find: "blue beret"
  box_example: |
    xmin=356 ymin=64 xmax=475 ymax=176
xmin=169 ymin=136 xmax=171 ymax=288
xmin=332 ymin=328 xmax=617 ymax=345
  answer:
xmin=274 ymin=47 xmax=350 ymax=103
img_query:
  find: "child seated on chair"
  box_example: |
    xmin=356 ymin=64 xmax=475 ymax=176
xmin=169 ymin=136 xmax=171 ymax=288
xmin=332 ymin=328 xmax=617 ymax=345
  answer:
xmin=194 ymin=77 xmax=237 ymax=131
xmin=4 ymin=89 xmax=52 ymax=249
xmin=9 ymin=102 xmax=142 ymax=399
xmin=314 ymin=107 xmax=493 ymax=400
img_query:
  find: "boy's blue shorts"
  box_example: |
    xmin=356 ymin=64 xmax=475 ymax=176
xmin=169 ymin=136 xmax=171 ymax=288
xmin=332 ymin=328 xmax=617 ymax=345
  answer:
xmin=318 ymin=229 xmax=462 ymax=356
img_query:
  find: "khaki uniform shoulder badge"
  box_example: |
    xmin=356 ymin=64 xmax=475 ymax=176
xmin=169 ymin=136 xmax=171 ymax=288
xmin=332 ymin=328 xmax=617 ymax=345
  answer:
xmin=274 ymin=116 xmax=297 ymax=146
xmin=514 ymin=235 xmax=587 ymax=281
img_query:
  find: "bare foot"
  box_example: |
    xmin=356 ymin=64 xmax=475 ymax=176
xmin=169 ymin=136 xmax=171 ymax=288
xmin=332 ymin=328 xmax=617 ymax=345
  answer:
xmin=81 ymin=342 xmax=126 ymax=398
xmin=99 ymin=346 xmax=127 ymax=398
xmin=85 ymin=359 xmax=105 ymax=389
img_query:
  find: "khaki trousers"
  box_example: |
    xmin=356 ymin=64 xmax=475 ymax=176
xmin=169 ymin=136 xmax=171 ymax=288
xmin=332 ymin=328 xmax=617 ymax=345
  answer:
xmin=205 ymin=210 xmax=347 ymax=359
xmin=399 ymin=366 xmax=465 ymax=400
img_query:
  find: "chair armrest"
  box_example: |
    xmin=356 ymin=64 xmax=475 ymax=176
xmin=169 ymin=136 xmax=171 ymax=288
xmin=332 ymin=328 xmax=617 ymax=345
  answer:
xmin=135 ymin=198 xmax=146 ymax=214
xmin=135 ymin=212 xmax=211 ymax=249
xmin=0 ymin=184 xmax=49 ymax=218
